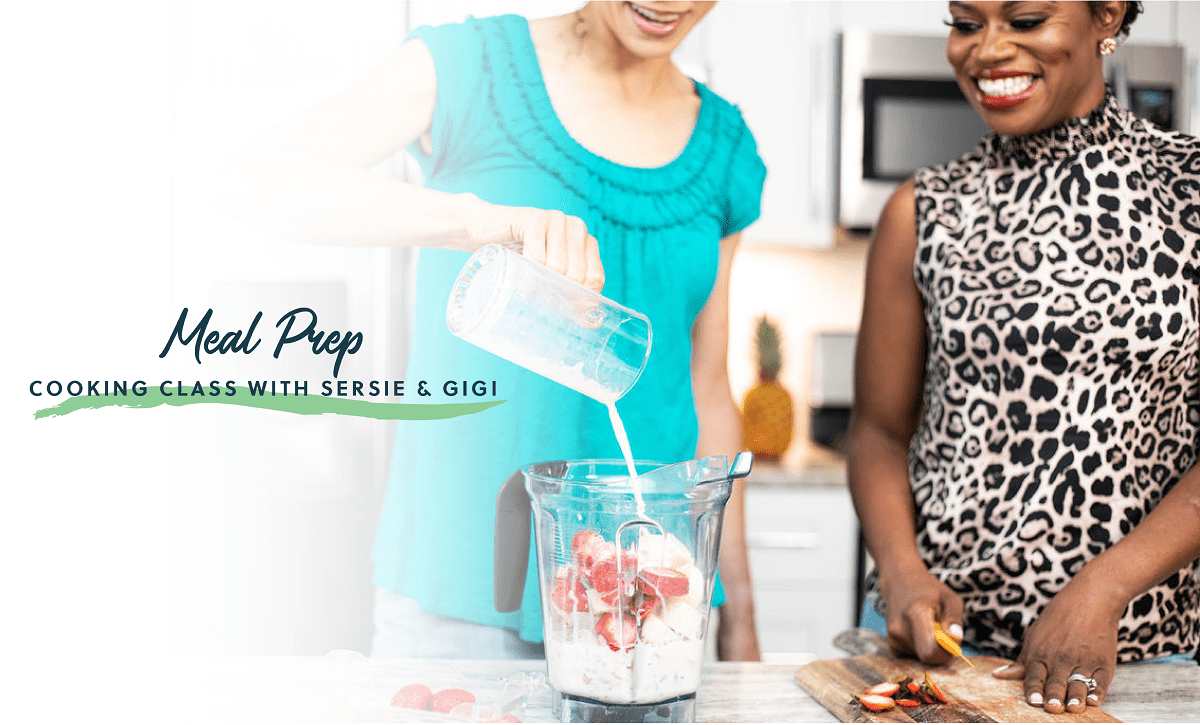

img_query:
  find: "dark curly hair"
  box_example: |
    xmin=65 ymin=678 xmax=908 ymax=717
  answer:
xmin=1089 ymin=1 xmax=1142 ymax=40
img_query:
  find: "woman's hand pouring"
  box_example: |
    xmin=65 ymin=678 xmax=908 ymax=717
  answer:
xmin=463 ymin=194 xmax=605 ymax=292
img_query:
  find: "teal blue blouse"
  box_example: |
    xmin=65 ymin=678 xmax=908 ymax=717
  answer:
xmin=371 ymin=14 xmax=766 ymax=643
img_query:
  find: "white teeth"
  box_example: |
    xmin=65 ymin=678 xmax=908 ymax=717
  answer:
xmin=976 ymin=75 xmax=1034 ymax=97
xmin=630 ymin=3 xmax=680 ymax=23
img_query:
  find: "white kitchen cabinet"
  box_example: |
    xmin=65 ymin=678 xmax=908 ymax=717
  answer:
xmin=706 ymin=2 xmax=837 ymax=248
xmin=745 ymin=484 xmax=859 ymax=660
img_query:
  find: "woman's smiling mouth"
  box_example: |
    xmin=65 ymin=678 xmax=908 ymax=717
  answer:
xmin=627 ymin=2 xmax=683 ymax=35
xmin=975 ymin=72 xmax=1038 ymax=109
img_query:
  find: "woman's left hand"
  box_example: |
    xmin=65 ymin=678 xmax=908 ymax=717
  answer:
xmin=993 ymin=580 xmax=1124 ymax=714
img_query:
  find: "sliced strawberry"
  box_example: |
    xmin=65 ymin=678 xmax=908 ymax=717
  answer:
xmin=551 ymin=572 xmax=589 ymax=612
xmin=595 ymin=611 xmax=638 ymax=651
xmin=449 ymin=702 xmax=479 ymax=719
xmin=571 ymin=530 xmax=612 ymax=581
xmin=429 ymin=688 xmax=475 ymax=714
xmin=864 ymin=682 xmax=900 ymax=697
xmin=591 ymin=551 xmax=638 ymax=604
xmin=895 ymin=698 xmax=921 ymax=708
xmin=637 ymin=566 xmax=690 ymax=598
xmin=633 ymin=588 xmax=661 ymax=620
xmin=854 ymin=694 xmax=894 ymax=711
xmin=923 ymin=672 xmax=948 ymax=703
xmin=390 ymin=683 xmax=432 ymax=709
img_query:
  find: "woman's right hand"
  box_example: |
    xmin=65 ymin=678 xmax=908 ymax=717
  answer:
xmin=462 ymin=195 xmax=604 ymax=292
xmin=877 ymin=564 xmax=964 ymax=665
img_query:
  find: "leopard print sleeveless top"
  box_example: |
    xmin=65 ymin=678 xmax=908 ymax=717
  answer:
xmin=904 ymin=95 xmax=1200 ymax=661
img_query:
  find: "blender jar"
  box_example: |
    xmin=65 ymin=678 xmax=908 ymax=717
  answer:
xmin=494 ymin=455 xmax=751 ymax=722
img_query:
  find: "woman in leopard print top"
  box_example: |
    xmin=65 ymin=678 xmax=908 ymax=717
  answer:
xmin=848 ymin=0 xmax=1200 ymax=716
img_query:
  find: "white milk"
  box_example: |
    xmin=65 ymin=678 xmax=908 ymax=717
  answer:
xmin=606 ymin=402 xmax=646 ymax=518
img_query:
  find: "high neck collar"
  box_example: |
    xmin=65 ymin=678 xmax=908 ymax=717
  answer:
xmin=986 ymin=94 xmax=1130 ymax=167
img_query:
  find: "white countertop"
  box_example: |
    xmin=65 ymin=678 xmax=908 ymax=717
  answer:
xmin=162 ymin=654 xmax=1200 ymax=723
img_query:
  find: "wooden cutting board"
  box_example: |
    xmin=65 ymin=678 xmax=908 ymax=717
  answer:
xmin=796 ymin=654 xmax=1120 ymax=723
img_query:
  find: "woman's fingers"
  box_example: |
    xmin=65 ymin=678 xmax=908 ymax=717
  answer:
xmin=562 ymin=214 xmax=588 ymax=285
xmin=940 ymin=592 xmax=965 ymax=644
xmin=1042 ymin=659 xmax=1079 ymax=714
xmin=1089 ymin=665 xmax=1113 ymax=707
xmin=1022 ymin=659 xmax=1048 ymax=708
xmin=1064 ymin=674 xmax=1091 ymax=714
xmin=542 ymin=210 xmax=569 ymax=277
xmin=509 ymin=207 xmax=603 ymax=290
xmin=909 ymin=609 xmax=951 ymax=665
xmin=516 ymin=209 xmax=549 ymax=265
xmin=1020 ymin=659 xmax=1110 ymax=713
xmin=583 ymin=233 xmax=604 ymax=291
xmin=991 ymin=661 xmax=1024 ymax=679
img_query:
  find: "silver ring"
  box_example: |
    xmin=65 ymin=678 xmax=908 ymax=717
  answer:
xmin=1067 ymin=674 xmax=1097 ymax=691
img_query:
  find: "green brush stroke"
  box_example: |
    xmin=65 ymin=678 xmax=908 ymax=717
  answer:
xmin=33 ymin=386 xmax=505 ymax=421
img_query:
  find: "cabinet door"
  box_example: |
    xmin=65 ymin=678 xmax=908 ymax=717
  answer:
xmin=745 ymin=486 xmax=859 ymax=659
xmin=706 ymin=2 xmax=836 ymax=248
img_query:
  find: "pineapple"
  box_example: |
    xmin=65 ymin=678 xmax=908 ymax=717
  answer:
xmin=742 ymin=316 xmax=794 ymax=460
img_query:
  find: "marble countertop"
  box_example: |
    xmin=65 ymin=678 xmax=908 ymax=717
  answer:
xmin=173 ymin=654 xmax=1199 ymax=723
xmin=746 ymin=454 xmax=848 ymax=488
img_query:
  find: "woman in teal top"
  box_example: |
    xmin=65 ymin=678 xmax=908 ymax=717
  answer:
xmin=218 ymin=2 xmax=764 ymax=660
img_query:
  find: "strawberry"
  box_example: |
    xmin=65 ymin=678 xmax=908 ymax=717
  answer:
xmin=429 ymin=688 xmax=475 ymax=714
xmin=449 ymin=702 xmax=479 ymax=719
xmin=853 ymin=694 xmax=894 ymax=711
xmin=591 ymin=552 xmax=638 ymax=605
xmin=571 ymin=530 xmax=611 ymax=581
xmin=633 ymin=588 xmax=661 ymax=620
xmin=864 ymin=682 xmax=900 ymax=697
xmin=595 ymin=612 xmax=638 ymax=651
xmin=895 ymin=698 xmax=921 ymax=707
xmin=390 ymin=682 xmax=432 ymax=709
xmin=551 ymin=572 xmax=589 ymax=612
xmin=637 ymin=566 xmax=690 ymax=598
xmin=923 ymin=672 xmax=948 ymax=703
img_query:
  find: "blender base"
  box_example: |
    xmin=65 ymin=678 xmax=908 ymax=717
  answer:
xmin=551 ymin=689 xmax=696 ymax=723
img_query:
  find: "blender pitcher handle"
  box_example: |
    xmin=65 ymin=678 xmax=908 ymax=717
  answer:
xmin=494 ymin=469 xmax=532 ymax=613
xmin=730 ymin=451 xmax=754 ymax=479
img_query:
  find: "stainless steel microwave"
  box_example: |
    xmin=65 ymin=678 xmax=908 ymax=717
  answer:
xmin=835 ymin=29 xmax=1189 ymax=232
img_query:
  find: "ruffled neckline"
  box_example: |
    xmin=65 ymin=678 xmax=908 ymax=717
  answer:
xmin=985 ymin=94 xmax=1131 ymax=167
xmin=467 ymin=14 xmax=753 ymax=230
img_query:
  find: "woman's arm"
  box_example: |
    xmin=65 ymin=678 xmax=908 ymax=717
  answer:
xmin=847 ymin=179 xmax=960 ymax=665
xmin=692 ymin=232 xmax=760 ymax=661
xmin=213 ymin=38 xmax=603 ymax=290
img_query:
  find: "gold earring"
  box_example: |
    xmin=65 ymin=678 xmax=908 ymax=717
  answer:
xmin=1099 ymin=37 xmax=1117 ymax=56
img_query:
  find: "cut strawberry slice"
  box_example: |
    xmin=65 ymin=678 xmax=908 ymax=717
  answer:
xmin=390 ymin=683 xmax=432 ymax=709
xmin=551 ymin=572 xmax=589 ymax=612
xmin=637 ymin=566 xmax=690 ymax=597
xmin=591 ymin=552 xmax=638 ymax=600
xmin=571 ymin=530 xmax=608 ymax=564
xmin=595 ymin=612 xmax=638 ymax=651
xmin=864 ymin=682 xmax=900 ymax=697
xmin=633 ymin=588 xmax=661 ymax=620
xmin=854 ymin=694 xmax=894 ymax=711
xmin=923 ymin=672 xmax=948 ymax=703
xmin=571 ymin=530 xmax=613 ymax=583
xmin=429 ymin=688 xmax=475 ymax=714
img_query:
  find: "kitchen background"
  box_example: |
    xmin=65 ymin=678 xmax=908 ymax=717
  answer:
xmin=159 ymin=0 xmax=1200 ymax=664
